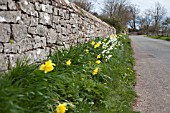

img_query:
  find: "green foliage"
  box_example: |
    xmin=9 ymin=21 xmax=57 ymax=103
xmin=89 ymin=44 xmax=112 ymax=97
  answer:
xmin=0 ymin=34 xmax=137 ymax=113
xmin=99 ymin=17 xmax=126 ymax=33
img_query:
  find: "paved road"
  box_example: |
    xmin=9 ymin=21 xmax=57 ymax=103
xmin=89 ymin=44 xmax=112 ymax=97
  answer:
xmin=129 ymin=35 xmax=170 ymax=113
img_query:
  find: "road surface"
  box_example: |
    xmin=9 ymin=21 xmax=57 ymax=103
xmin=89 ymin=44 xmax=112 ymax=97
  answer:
xmin=129 ymin=35 xmax=170 ymax=113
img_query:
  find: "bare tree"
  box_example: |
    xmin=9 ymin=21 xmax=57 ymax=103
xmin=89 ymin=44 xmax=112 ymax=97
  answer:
xmin=143 ymin=9 xmax=154 ymax=35
xmin=153 ymin=2 xmax=167 ymax=34
xmin=162 ymin=17 xmax=170 ymax=36
xmin=128 ymin=4 xmax=140 ymax=31
xmin=102 ymin=0 xmax=132 ymax=32
xmin=69 ymin=0 xmax=93 ymax=12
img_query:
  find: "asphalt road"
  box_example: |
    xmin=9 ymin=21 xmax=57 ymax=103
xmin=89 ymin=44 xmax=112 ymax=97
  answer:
xmin=129 ymin=35 xmax=170 ymax=113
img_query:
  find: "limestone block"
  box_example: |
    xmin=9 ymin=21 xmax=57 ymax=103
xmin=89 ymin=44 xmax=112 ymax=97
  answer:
xmin=58 ymin=9 xmax=63 ymax=17
xmin=39 ymin=12 xmax=51 ymax=25
xmin=8 ymin=0 xmax=16 ymax=10
xmin=0 ymin=0 xmax=7 ymax=4
xmin=12 ymin=24 xmax=28 ymax=42
xmin=32 ymin=35 xmax=46 ymax=48
xmin=55 ymin=25 xmax=62 ymax=33
xmin=30 ymin=17 xmax=38 ymax=26
xmin=18 ymin=38 xmax=32 ymax=53
xmin=0 ymin=11 xmax=21 ymax=23
xmin=35 ymin=2 xmax=41 ymax=11
xmin=72 ymin=27 xmax=78 ymax=34
xmin=39 ymin=0 xmax=51 ymax=5
xmin=0 ymin=5 xmax=7 ymax=10
xmin=54 ymin=8 xmax=59 ymax=15
xmin=19 ymin=1 xmax=38 ymax=17
xmin=19 ymin=14 xmax=30 ymax=25
xmin=56 ymin=41 xmax=64 ymax=46
xmin=8 ymin=54 xmax=20 ymax=68
xmin=65 ymin=11 xmax=70 ymax=20
xmin=24 ymin=48 xmax=49 ymax=63
xmin=61 ymin=27 xmax=69 ymax=36
xmin=0 ymin=43 xmax=3 ymax=52
xmin=66 ymin=24 xmax=71 ymax=33
xmin=53 ymin=15 xmax=60 ymax=24
xmin=35 ymin=48 xmax=49 ymax=61
xmin=0 ymin=54 xmax=8 ymax=71
xmin=41 ymin=4 xmax=53 ymax=13
xmin=60 ymin=19 xmax=66 ymax=27
xmin=28 ymin=25 xmax=47 ymax=36
xmin=47 ymin=29 xmax=58 ymax=44
xmin=64 ymin=43 xmax=70 ymax=50
xmin=61 ymin=35 xmax=69 ymax=41
xmin=23 ymin=51 xmax=35 ymax=64
xmin=57 ymin=33 xmax=62 ymax=41
xmin=0 ymin=23 xmax=11 ymax=42
xmin=4 ymin=43 xmax=19 ymax=53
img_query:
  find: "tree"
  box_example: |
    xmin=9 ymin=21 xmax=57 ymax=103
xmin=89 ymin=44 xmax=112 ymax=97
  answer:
xmin=101 ymin=0 xmax=132 ymax=32
xmin=142 ymin=9 xmax=154 ymax=35
xmin=162 ymin=17 xmax=170 ymax=36
xmin=128 ymin=4 xmax=140 ymax=31
xmin=153 ymin=2 xmax=167 ymax=34
xmin=69 ymin=0 xmax=93 ymax=12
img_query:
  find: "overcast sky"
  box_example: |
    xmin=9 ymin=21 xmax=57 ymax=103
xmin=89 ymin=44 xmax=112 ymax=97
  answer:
xmin=93 ymin=0 xmax=170 ymax=17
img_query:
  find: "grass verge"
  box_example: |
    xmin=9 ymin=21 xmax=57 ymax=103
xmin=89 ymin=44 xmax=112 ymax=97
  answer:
xmin=0 ymin=34 xmax=137 ymax=113
xmin=148 ymin=35 xmax=170 ymax=41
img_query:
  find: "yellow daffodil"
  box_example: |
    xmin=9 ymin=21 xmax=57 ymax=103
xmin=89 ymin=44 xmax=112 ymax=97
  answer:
xmin=81 ymin=77 xmax=85 ymax=81
xmin=91 ymin=41 xmax=95 ymax=46
xmin=56 ymin=103 xmax=67 ymax=113
xmin=39 ymin=60 xmax=55 ymax=73
xmin=85 ymin=49 xmax=89 ymax=54
xmin=92 ymin=67 xmax=99 ymax=75
xmin=110 ymin=34 xmax=117 ymax=39
xmin=103 ymin=38 xmax=107 ymax=42
xmin=96 ymin=60 xmax=101 ymax=64
xmin=97 ymin=54 xmax=101 ymax=59
xmin=119 ymin=34 xmax=122 ymax=37
xmin=66 ymin=59 xmax=71 ymax=66
xmin=94 ymin=43 xmax=101 ymax=48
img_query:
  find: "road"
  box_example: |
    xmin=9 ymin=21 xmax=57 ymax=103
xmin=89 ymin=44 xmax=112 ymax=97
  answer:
xmin=129 ymin=35 xmax=170 ymax=113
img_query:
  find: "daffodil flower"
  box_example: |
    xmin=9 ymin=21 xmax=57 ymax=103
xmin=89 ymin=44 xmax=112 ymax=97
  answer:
xmin=96 ymin=60 xmax=101 ymax=64
xmin=97 ymin=54 xmax=101 ymax=59
xmin=119 ymin=34 xmax=122 ymax=37
xmin=85 ymin=49 xmax=89 ymax=54
xmin=39 ymin=60 xmax=55 ymax=73
xmin=81 ymin=78 xmax=85 ymax=81
xmin=110 ymin=34 xmax=117 ymax=39
xmin=56 ymin=103 xmax=67 ymax=113
xmin=94 ymin=42 xmax=101 ymax=48
xmin=91 ymin=41 xmax=95 ymax=46
xmin=92 ymin=67 xmax=99 ymax=75
xmin=103 ymin=38 xmax=107 ymax=42
xmin=66 ymin=59 xmax=71 ymax=66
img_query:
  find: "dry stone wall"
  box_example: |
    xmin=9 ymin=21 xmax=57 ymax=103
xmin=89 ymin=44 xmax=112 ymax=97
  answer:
xmin=0 ymin=0 xmax=115 ymax=71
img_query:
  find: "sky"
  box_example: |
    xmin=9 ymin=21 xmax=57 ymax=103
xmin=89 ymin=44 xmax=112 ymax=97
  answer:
xmin=93 ymin=0 xmax=170 ymax=17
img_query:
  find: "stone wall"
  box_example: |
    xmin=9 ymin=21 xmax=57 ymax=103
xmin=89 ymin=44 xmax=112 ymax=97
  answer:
xmin=0 ymin=0 xmax=115 ymax=71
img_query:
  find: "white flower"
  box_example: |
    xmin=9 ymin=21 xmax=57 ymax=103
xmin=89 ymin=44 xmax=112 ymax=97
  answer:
xmin=106 ymin=50 xmax=110 ymax=54
xmin=108 ymin=46 xmax=113 ymax=51
xmin=102 ymin=50 xmax=107 ymax=54
xmin=108 ymin=55 xmax=112 ymax=59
